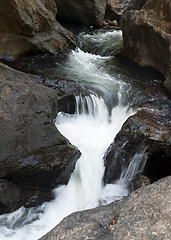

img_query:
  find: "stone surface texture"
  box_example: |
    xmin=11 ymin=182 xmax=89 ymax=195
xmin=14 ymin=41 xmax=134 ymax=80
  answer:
xmin=0 ymin=63 xmax=81 ymax=213
xmin=105 ymin=0 xmax=147 ymax=23
xmin=104 ymin=92 xmax=171 ymax=184
xmin=0 ymin=0 xmax=76 ymax=59
xmin=120 ymin=0 xmax=171 ymax=93
xmin=39 ymin=176 xmax=171 ymax=240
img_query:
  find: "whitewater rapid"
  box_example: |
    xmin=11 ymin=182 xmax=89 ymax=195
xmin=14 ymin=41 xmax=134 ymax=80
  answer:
xmin=0 ymin=30 xmax=147 ymax=240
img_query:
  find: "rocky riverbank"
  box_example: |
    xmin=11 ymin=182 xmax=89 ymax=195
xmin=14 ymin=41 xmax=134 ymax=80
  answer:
xmin=39 ymin=176 xmax=171 ymax=240
xmin=0 ymin=0 xmax=170 ymax=239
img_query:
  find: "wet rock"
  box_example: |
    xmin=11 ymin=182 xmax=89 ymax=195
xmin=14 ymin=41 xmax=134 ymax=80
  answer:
xmin=120 ymin=0 xmax=171 ymax=92
xmin=41 ymin=78 xmax=91 ymax=114
xmin=0 ymin=0 xmax=76 ymax=59
xmin=163 ymin=73 xmax=171 ymax=95
xmin=0 ymin=63 xmax=81 ymax=213
xmin=0 ymin=178 xmax=54 ymax=214
xmin=39 ymin=200 xmax=126 ymax=240
xmin=0 ymin=179 xmax=23 ymax=214
xmin=103 ymin=20 xmax=120 ymax=30
xmin=104 ymin=94 xmax=171 ymax=184
xmin=3 ymin=54 xmax=92 ymax=114
xmin=105 ymin=0 xmax=147 ymax=24
xmin=39 ymin=176 xmax=171 ymax=240
xmin=133 ymin=175 xmax=150 ymax=190
xmin=55 ymin=0 xmax=107 ymax=26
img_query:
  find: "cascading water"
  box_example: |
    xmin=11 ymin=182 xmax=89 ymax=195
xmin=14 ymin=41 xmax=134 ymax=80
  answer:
xmin=0 ymin=94 xmax=135 ymax=240
xmin=0 ymin=29 xmax=152 ymax=240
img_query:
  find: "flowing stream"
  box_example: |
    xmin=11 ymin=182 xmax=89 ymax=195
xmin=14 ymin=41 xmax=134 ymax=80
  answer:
xmin=0 ymin=29 xmax=163 ymax=240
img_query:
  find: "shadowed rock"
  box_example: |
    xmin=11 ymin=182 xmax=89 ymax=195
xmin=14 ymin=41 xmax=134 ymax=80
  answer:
xmin=0 ymin=0 xmax=76 ymax=59
xmin=105 ymin=0 xmax=147 ymax=24
xmin=104 ymin=93 xmax=171 ymax=184
xmin=55 ymin=0 xmax=107 ymax=26
xmin=0 ymin=63 xmax=81 ymax=213
xmin=120 ymin=0 xmax=171 ymax=93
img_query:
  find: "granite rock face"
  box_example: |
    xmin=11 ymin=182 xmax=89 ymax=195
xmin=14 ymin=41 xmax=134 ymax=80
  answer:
xmin=39 ymin=176 xmax=171 ymax=240
xmin=0 ymin=0 xmax=76 ymax=59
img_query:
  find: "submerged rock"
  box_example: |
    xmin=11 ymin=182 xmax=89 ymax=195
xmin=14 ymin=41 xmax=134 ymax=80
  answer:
xmin=39 ymin=176 xmax=171 ymax=240
xmin=0 ymin=63 xmax=81 ymax=214
xmin=104 ymin=93 xmax=171 ymax=184
xmin=0 ymin=0 xmax=76 ymax=59
xmin=120 ymin=0 xmax=171 ymax=93
xmin=55 ymin=0 xmax=107 ymax=26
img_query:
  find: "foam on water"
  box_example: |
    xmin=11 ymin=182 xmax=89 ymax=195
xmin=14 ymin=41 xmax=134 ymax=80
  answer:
xmin=78 ymin=29 xmax=123 ymax=56
xmin=0 ymin=30 xmax=147 ymax=240
xmin=0 ymin=94 xmax=134 ymax=240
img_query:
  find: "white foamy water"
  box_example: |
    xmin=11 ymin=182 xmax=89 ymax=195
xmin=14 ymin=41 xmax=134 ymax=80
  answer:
xmin=78 ymin=29 xmax=123 ymax=56
xmin=0 ymin=94 xmax=134 ymax=240
xmin=0 ymin=30 xmax=147 ymax=240
xmin=65 ymin=48 xmax=117 ymax=88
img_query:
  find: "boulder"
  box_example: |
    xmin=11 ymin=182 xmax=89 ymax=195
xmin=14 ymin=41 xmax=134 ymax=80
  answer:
xmin=0 ymin=63 xmax=81 ymax=213
xmin=120 ymin=0 xmax=171 ymax=93
xmin=0 ymin=0 xmax=76 ymax=59
xmin=104 ymin=93 xmax=171 ymax=184
xmin=40 ymin=78 xmax=91 ymax=114
xmin=3 ymin=54 xmax=92 ymax=114
xmin=55 ymin=0 xmax=107 ymax=26
xmin=39 ymin=200 xmax=125 ymax=240
xmin=105 ymin=0 xmax=147 ymax=23
xmin=39 ymin=176 xmax=171 ymax=240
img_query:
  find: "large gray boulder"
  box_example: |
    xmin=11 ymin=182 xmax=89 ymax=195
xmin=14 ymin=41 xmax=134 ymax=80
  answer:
xmin=0 ymin=63 xmax=81 ymax=213
xmin=120 ymin=0 xmax=171 ymax=94
xmin=39 ymin=176 xmax=171 ymax=240
xmin=0 ymin=0 xmax=76 ymax=59
xmin=55 ymin=0 xmax=107 ymax=26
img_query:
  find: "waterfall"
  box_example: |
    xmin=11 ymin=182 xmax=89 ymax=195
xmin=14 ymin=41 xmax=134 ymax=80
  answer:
xmin=0 ymin=29 xmax=150 ymax=240
xmin=0 ymin=93 xmax=136 ymax=240
xmin=100 ymin=146 xmax=147 ymax=205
